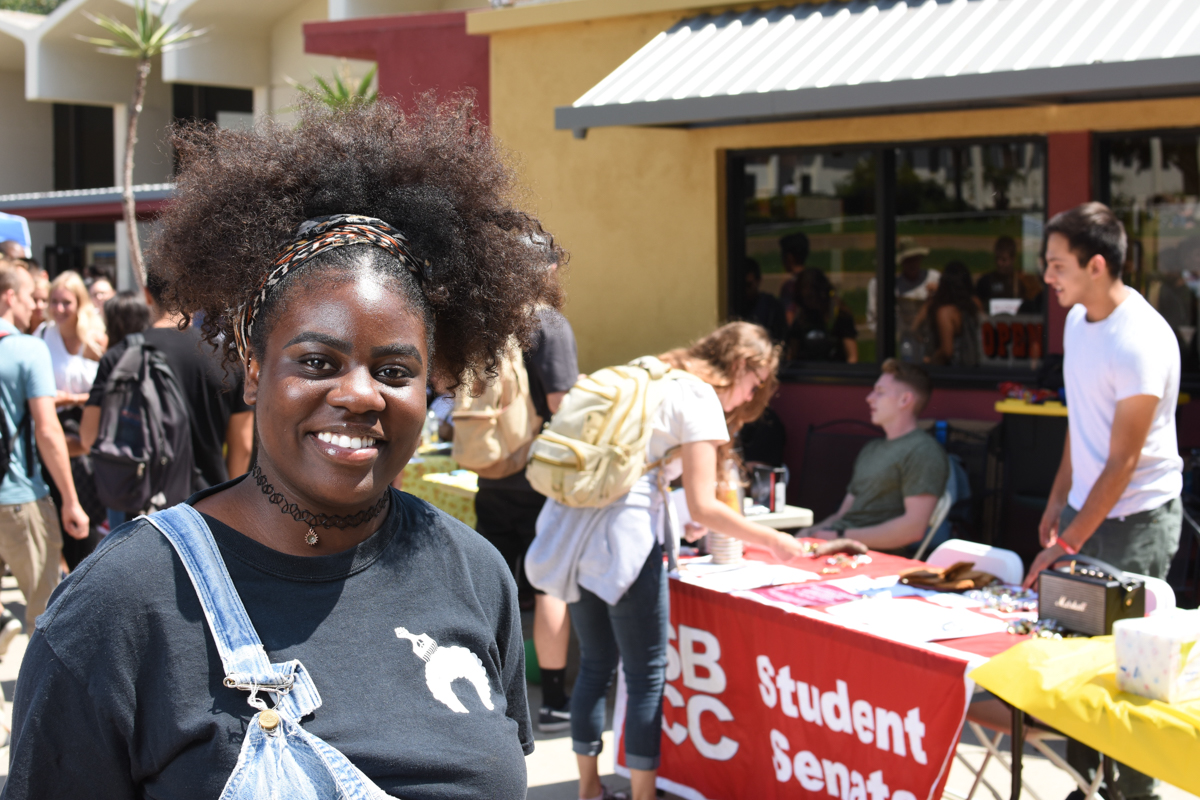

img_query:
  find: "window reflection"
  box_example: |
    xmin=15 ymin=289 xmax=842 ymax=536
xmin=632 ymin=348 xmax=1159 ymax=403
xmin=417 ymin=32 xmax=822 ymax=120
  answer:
xmin=742 ymin=150 xmax=876 ymax=364
xmin=882 ymin=142 xmax=1046 ymax=369
xmin=1103 ymin=134 xmax=1200 ymax=371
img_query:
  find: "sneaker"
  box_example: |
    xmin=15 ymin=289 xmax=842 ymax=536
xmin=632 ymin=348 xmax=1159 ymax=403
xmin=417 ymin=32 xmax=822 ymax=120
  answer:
xmin=0 ymin=613 xmax=23 ymax=658
xmin=537 ymin=702 xmax=571 ymax=732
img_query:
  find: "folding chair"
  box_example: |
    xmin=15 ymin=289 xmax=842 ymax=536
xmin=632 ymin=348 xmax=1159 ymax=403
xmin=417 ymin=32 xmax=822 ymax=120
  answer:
xmin=913 ymin=454 xmax=971 ymax=561
xmin=912 ymin=487 xmax=954 ymax=562
xmin=945 ymin=698 xmax=1111 ymax=800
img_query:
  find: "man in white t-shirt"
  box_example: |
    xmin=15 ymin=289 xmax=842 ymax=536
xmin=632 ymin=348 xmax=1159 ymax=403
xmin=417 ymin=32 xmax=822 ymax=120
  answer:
xmin=1024 ymin=202 xmax=1181 ymax=800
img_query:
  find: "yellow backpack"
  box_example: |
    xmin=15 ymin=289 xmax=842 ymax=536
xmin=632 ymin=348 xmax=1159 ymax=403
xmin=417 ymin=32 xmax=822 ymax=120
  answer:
xmin=525 ymin=356 xmax=698 ymax=507
xmin=451 ymin=346 xmax=542 ymax=480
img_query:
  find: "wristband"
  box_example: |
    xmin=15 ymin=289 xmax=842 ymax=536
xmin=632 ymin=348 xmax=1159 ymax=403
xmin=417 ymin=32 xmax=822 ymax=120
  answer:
xmin=1056 ymin=537 xmax=1078 ymax=556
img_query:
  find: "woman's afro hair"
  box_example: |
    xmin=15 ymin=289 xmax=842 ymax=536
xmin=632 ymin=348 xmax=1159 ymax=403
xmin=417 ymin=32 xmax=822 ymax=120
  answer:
xmin=148 ymin=94 xmax=563 ymax=386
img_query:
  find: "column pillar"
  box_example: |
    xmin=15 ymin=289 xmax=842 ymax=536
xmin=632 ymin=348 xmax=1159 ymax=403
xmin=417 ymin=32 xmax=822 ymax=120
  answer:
xmin=1045 ymin=131 xmax=1094 ymax=354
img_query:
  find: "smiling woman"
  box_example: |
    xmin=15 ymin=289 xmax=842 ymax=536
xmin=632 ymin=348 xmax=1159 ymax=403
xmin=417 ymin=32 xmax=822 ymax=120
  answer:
xmin=5 ymin=98 xmax=561 ymax=800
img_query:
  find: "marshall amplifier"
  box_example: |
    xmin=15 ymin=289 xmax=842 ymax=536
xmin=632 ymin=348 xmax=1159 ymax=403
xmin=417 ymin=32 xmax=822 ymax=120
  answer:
xmin=1037 ymin=554 xmax=1145 ymax=636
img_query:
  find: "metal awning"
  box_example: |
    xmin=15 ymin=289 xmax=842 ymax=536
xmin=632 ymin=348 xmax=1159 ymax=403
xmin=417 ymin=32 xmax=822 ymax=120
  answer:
xmin=0 ymin=184 xmax=174 ymax=223
xmin=556 ymin=0 xmax=1200 ymax=132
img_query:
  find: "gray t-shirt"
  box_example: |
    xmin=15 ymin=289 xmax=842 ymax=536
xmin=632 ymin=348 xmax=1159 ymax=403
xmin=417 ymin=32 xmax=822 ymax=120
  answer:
xmin=829 ymin=428 xmax=948 ymax=532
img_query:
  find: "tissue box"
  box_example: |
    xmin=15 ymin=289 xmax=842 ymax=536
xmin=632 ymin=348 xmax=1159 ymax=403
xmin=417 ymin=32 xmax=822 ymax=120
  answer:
xmin=1114 ymin=611 xmax=1200 ymax=703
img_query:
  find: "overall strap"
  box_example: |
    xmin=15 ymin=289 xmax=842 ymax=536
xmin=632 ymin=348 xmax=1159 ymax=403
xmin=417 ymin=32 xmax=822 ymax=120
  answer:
xmin=143 ymin=504 xmax=322 ymax=719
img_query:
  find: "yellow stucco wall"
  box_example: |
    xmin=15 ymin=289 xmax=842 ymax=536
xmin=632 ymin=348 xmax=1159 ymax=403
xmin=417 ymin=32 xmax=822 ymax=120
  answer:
xmin=483 ymin=7 xmax=1200 ymax=372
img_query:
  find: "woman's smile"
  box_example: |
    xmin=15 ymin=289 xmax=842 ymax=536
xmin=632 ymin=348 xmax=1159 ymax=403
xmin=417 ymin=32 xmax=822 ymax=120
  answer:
xmin=309 ymin=428 xmax=385 ymax=465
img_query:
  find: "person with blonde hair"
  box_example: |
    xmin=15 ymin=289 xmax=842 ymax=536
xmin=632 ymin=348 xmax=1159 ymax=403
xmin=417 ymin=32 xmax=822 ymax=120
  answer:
xmin=40 ymin=271 xmax=106 ymax=407
xmin=36 ymin=271 xmax=108 ymax=570
xmin=527 ymin=321 xmax=802 ymax=800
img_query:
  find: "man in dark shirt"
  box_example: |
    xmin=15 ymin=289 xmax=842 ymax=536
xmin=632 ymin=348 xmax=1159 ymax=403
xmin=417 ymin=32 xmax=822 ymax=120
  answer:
xmin=739 ymin=258 xmax=787 ymax=342
xmin=80 ymin=275 xmax=253 ymax=492
xmin=473 ymin=304 xmax=578 ymax=732
xmin=975 ymin=235 xmax=1020 ymax=310
xmin=777 ymin=232 xmax=809 ymax=324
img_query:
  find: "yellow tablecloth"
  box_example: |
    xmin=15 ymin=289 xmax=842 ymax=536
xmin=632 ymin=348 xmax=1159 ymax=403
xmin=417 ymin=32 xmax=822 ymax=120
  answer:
xmin=395 ymin=455 xmax=477 ymax=529
xmin=970 ymin=637 xmax=1200 ymax=793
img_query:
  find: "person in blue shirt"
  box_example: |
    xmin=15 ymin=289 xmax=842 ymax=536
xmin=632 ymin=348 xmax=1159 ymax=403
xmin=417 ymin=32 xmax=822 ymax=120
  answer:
xmin=0 ymin=261 xmax=88 ymax=650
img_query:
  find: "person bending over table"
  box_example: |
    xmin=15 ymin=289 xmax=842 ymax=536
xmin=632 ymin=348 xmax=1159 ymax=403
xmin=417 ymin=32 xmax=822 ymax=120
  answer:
xmin=1023 ymin=202 xmax=1182 ymax=800
xmin=810 ymin=359 xmax=948 ymax=552
xmin=526 ymin=322 xmax=804 ymax=800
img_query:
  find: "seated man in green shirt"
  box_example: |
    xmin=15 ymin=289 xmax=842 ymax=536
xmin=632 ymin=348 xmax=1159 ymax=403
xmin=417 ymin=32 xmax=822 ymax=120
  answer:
xmin=811 ymin=359 xmax=949 ymax=550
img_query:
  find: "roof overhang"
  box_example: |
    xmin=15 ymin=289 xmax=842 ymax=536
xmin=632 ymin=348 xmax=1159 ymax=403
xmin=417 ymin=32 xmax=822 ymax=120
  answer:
xmin=0 ymin=184 xmax=174 ymax=223
xmin=161 ymin=0 xmax=307 ymax=89
xmin=556 ymin=0 xmax=1200 ymax=133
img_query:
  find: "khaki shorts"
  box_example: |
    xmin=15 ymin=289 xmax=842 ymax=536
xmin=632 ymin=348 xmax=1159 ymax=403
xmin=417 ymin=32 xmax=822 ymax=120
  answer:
xmin=0 ymin=496 xmax=64 ymax=627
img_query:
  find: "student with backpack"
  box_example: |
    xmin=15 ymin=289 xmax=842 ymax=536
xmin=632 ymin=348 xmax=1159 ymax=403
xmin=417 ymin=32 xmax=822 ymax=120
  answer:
xmin=80 ymin=274 xmax=254 ymax=515
xmin=0 ymin=262 xmax=88 ymax=649
xmin=525 ymin=322 xmax=802 ymax=800
xmin=452 ymin=296 xmax=580 ymax=732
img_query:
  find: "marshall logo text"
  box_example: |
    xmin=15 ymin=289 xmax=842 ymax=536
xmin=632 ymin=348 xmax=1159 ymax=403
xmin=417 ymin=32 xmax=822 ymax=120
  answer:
xmin=1054 ymin=596 xmax=1088 ymax=612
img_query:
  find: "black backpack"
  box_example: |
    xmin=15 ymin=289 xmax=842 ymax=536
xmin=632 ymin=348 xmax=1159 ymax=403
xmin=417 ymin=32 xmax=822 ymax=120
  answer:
xmin=0 ymin=332 xmax=35 ymax=490
xmin=90 ymin=334 xmax=196 ymax=514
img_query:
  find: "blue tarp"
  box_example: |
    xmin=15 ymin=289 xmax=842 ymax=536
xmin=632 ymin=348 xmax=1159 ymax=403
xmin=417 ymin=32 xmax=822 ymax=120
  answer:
xmin=0 ymin=212 xmax=31 ymax=257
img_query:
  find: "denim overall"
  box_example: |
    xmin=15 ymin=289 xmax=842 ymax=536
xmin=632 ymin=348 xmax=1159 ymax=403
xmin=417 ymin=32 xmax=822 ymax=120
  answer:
xmin=145 ymin=505 xmax=390 ymax=800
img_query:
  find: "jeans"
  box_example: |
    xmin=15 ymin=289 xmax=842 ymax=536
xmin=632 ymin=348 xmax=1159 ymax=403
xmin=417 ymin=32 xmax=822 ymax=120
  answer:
xmin=568 ymin=542 xmax=668 ymax=771
xmin=1060 ymin=496 xmax=1182 ymax=800
xmin=144 ymin=505 xmax=386 ymax=800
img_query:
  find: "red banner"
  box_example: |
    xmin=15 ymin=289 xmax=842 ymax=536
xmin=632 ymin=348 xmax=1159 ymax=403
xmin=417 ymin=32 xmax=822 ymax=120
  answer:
xmin=617 ymin=580 xmax=973 ymax=800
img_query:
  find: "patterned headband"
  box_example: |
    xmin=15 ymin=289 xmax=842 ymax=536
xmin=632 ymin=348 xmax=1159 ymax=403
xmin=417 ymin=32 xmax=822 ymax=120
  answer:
xmin=233 ymin=214 xmax=422 ymax=362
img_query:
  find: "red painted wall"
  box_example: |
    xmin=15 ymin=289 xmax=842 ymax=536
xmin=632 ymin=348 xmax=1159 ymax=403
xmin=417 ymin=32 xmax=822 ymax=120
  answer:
xmin=304 ymin=12 xmax=490 ymax=124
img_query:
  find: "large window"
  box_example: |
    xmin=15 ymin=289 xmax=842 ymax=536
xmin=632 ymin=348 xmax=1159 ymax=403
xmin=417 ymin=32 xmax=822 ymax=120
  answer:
xmin=1101 ymin=131 xmax=1200 ymax=373
xmin=737 ymin=150 xmax=876 ymax=363
xmin=890 ymin=143 xmax=1045 ymax=370
xmin=728 ymin=138 xmax=1047 ymax=380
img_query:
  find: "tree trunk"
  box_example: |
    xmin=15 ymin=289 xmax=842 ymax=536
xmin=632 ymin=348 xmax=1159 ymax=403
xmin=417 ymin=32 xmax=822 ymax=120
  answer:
xmin=123 ymin=58 xmax=151 ymax=291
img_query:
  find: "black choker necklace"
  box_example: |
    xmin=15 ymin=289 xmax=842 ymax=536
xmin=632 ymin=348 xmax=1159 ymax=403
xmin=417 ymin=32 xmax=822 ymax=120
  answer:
xmin=251 ymin=464 xmax=390 ymax=546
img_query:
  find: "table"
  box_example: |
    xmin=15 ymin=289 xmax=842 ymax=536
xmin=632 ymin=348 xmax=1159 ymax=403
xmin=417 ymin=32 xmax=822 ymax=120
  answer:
xmin=971 ymin=637 xmax=1200 ymax=796
xmin=394 ymin=455 xmax=477 ymax=528
xmin=613 ymin=544 xmax=1031 ymax=800
xmin=994 ymin=399 xmax=1068 ymax=418
xmin=746 ymin=504 xmax=813 ymax=530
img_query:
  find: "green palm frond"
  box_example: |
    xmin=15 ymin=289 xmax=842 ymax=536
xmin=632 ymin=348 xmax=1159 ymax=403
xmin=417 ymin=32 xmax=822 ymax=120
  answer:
xmin=289 ymin=64 xmax=378 ymax=110
xmin=76 ymin=0 xmax=206 ymax=60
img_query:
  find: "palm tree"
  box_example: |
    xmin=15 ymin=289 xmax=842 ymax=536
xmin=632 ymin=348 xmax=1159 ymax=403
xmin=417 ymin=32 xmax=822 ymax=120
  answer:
xmin=78 ymin=0 xmax=204 ymax=288
xmin=289 ymin=63 xmax=377 ymax=111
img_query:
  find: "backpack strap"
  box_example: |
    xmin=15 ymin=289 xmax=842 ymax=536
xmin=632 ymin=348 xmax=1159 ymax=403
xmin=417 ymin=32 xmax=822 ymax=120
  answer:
xmin=143 ymin=504 xmax=322 ymax=721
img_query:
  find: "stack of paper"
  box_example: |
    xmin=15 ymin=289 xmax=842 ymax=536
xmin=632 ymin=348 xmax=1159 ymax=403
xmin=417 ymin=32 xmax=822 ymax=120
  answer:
xmin=822 ymin=597 xmax=1009 ymax=642
xmin=678 ymin=560 xmax=820 ymax=593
